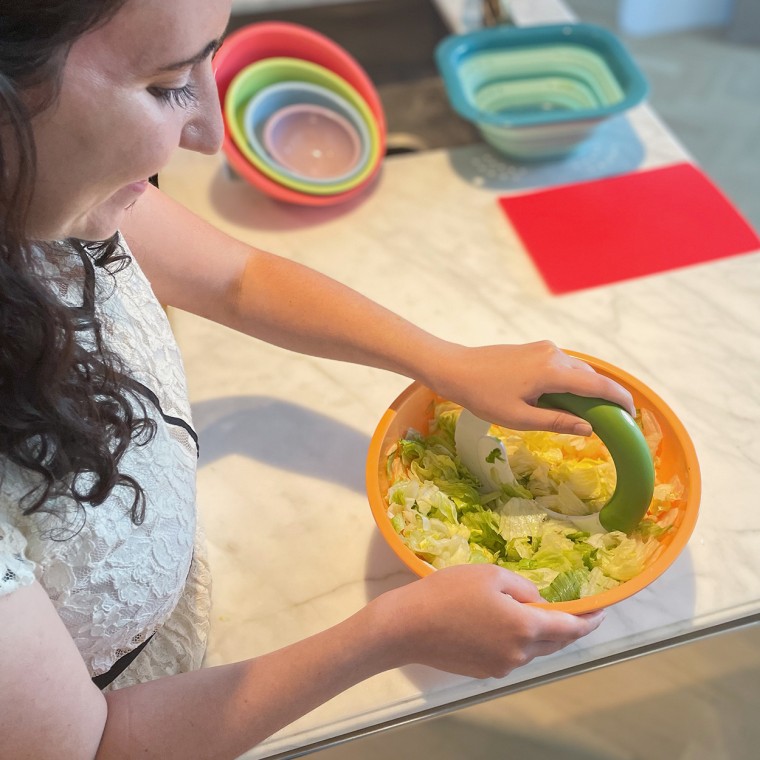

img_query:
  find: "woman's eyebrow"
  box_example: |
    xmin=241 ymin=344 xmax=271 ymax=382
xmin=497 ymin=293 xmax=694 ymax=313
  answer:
xmin=157 ymin=38 xmax=221 ymax=72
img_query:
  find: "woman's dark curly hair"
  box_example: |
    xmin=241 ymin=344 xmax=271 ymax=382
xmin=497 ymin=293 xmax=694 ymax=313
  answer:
xmin=0 ymin=0 xmax=157 ymax=525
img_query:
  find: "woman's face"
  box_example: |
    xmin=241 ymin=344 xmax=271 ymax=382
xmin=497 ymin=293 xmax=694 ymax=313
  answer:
xmin=27 ymin=0 xmax=232 ymax=241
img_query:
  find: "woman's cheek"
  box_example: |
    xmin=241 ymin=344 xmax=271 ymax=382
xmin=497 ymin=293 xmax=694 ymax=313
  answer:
xmin=126 ymin=117 xmax=185 ymax=176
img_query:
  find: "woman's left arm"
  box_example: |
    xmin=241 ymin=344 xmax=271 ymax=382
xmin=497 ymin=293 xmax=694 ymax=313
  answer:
xmin=122 ymin=186 xmax=633 ymax=433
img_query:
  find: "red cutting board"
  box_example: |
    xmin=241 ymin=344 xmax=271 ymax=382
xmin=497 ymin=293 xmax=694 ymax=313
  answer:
xmin=498 ymin=162 xmax=760 ymax=294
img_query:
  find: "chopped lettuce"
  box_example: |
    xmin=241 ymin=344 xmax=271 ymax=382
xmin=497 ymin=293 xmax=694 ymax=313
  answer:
xmin=386 ymin=406 xmax=678 ymax=602
xmin=541 ymin=569 xmax=588 ymax=602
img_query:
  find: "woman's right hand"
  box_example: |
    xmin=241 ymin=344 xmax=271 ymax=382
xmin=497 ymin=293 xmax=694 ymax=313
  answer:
xmin=370 ymin=564 xmax=605 ymax=679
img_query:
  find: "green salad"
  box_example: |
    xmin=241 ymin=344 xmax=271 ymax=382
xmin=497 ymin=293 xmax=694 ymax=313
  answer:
xmin=385 ymin=402 xmax=683 ymax=602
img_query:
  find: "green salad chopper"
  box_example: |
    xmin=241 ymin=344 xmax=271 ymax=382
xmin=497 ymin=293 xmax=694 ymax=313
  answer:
xmin=454 ymin=393 xmax=655 ymax=534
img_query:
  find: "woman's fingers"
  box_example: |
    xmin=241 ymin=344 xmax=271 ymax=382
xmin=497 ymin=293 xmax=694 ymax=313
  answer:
xmin=491 ymin=592 xmax=606 ymax=673
xmin=509 ymin=609 xmax=606 ymax=667
xmin=528 ymin=608 xmax=607 ymax=644
xmin=443 ymin=342 xmax=636 ymax=433
xmin=497 ymin=568 xmax=545 ymax=603
xmin=515 ymin=407 xmax=594 ymax=436
xmin=542 ymin=366 xmax=636 ymax=418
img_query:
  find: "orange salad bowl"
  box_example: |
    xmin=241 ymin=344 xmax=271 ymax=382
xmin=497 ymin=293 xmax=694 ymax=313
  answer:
xmin=366 ymin=352 xmax=701 ymax=614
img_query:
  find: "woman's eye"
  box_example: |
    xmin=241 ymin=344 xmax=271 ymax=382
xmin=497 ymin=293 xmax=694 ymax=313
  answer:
xmin=148 ymin=82 xmax=198 ymax=109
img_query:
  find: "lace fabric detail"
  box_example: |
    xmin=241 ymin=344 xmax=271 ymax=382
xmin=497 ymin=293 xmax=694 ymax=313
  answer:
xmin=0 ymin=516 xmax=36 ymax=595
xmin=105 ymin=521 xmax=213 ymax=690
xmin=0 ymin=237 xmax=208 ymax=680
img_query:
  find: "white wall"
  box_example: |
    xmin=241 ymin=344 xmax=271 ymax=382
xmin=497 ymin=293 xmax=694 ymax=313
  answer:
xmin=618 ymin=0 xmax=735 ymax=37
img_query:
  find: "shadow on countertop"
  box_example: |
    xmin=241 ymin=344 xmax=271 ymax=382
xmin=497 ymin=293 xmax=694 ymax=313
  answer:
xmin=191 ymin=394 xmax=368 ymax=494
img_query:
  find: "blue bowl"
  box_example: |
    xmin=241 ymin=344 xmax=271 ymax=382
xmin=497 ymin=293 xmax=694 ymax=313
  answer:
xmin=436 ymin=23 xmax=648 ymax=160
xmin=242 ymin=80 xmax=372 ymax=188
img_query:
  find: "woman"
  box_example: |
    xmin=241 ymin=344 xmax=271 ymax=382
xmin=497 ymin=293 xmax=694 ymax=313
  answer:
xmin=0 ymin=1 xmax=634 ymax=757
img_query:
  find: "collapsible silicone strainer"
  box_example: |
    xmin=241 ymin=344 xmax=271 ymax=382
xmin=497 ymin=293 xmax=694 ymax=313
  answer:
xmin=454 ymin=393 xmax=655 ymax=534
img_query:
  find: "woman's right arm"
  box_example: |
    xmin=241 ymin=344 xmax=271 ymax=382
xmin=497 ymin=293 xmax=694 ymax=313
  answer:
xmin=0 ymin=568 xmax=603 ymax=760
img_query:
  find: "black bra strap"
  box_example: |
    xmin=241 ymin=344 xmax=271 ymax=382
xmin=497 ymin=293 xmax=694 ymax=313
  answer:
xmin=130 ymin=378 xmax=200 ymax=458
xmin=92 ymin=634 xmax=154 ymax=690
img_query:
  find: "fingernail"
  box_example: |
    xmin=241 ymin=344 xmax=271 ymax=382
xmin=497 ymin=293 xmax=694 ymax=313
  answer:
xmin=572 ymin=422 xmax=593 ymax=436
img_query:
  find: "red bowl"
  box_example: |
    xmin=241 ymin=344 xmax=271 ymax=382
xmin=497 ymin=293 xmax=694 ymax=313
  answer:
xmin=214 ymin=21 xmax=386 ymax=206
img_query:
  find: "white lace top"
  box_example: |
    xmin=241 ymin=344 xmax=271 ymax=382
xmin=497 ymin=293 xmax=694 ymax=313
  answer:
xmin=0 ymin=236 xmax=211 ymax=688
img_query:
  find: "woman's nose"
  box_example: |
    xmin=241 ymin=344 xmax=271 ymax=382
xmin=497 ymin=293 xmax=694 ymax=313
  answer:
xmin=179 ymin=70 xmax=224 ymax=155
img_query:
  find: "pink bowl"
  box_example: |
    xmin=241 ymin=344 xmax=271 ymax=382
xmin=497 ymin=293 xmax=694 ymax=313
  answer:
xmin=263 ymin=103 xmax=363 ymax=180
xmin=214 ymin=21 xmax=386 ymax=206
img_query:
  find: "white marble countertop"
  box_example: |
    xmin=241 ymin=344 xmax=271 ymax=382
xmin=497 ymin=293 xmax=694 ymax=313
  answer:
xmin=159 ymin=3 xmax=760 ymax=757
xmin=162 ymin=115 xmax=760 ymax=758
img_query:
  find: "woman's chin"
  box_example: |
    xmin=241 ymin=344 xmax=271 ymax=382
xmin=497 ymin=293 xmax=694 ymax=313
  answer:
xmin=65 ymin=206 xmax=131 ymax=243
xmin=29 ymin=183 xmax=150 ymax=242
xmin=30 ymin=212 xmax=121 ymax=244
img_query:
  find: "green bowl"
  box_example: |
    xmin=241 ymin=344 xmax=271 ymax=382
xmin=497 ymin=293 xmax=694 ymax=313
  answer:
xmin=224 ymin=57 xmax=381 ymax=195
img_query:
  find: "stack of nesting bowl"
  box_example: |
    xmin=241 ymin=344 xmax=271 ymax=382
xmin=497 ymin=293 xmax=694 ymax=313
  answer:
xmin=436 ymin=23 xmax=648 ymax=160
xmin=215 ymin=22 xmax=387 ymax=206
